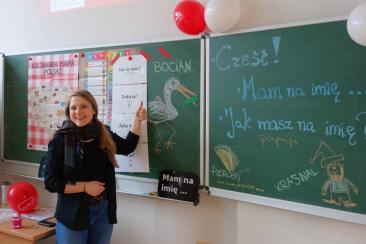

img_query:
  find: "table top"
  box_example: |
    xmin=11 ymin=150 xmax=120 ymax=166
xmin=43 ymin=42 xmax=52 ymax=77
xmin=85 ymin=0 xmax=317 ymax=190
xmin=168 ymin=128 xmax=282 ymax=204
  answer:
xmin=0 ymin=205 xmax=55 ymax=241
xmin=0 ymin=218 xmax=55 ymax=241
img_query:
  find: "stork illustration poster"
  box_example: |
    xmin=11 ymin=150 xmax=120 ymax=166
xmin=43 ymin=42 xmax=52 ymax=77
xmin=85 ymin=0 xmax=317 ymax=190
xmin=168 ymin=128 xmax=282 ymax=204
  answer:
xmin=110 ymin=54 xmax=149 ymax=172
xmin=147 ymin=77 xmax=197 ymax=153
xmin=27 ymin=53 xmax=79 ymax=151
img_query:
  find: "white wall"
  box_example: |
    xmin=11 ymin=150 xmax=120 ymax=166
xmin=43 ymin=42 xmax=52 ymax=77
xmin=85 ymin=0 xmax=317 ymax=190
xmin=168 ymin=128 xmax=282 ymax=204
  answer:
xmin=237 ymin=202 xmax=366 ymax=244
xmin=1 ymin=0 xmax=366 ymax=244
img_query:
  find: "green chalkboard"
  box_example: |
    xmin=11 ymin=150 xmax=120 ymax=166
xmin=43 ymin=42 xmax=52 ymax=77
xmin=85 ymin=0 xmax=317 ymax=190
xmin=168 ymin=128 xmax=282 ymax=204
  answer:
xmin=3 ymin=39 xmax=201 ymax=180
xmin=209 ymin=20 xmax=366 ymax=216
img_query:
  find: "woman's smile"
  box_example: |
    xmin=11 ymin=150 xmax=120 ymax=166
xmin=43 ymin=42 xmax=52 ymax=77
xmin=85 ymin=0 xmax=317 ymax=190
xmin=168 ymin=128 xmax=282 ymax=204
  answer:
xmin=69 ymin=96 xmax=95 ymax=127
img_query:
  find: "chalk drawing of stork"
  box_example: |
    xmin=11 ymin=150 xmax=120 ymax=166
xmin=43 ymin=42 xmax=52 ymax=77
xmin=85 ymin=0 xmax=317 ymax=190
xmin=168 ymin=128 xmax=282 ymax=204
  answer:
xmin=148 ymin=77 xmax=197 ymax=153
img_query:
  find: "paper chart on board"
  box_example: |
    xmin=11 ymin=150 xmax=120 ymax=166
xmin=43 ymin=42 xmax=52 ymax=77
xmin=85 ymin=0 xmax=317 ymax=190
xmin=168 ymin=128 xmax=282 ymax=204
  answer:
xmin=110 ymin=54 xmax=149 ymax=172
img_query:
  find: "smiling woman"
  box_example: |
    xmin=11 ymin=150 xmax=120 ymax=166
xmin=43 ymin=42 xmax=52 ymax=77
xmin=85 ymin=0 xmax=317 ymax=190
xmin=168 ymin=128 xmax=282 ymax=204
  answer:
xmin=42 ymin=90 xmax=147 ymax=244
xmin=68 ymin=96 xmax=96 ymax=127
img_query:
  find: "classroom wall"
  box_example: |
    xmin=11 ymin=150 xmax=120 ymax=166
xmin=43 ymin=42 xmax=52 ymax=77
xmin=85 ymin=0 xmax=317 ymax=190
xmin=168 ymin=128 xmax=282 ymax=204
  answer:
xmin=1 ymin=0 xmax=366 ymax=244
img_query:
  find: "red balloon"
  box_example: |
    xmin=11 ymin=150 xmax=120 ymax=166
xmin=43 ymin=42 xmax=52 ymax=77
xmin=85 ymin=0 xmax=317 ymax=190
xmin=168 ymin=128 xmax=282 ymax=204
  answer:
xmin=173 ymin=0 xmax=206 ymax=35
xmin=7 ymin=182 xmax=38 ymax=214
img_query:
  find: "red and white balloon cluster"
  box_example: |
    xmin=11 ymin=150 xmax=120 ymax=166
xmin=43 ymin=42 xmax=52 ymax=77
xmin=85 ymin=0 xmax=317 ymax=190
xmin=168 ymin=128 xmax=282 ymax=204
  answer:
xmin=347 ymin=2 xmax=366 ymax=46
xmin=173 ymin=0 xmax=240 ymax=35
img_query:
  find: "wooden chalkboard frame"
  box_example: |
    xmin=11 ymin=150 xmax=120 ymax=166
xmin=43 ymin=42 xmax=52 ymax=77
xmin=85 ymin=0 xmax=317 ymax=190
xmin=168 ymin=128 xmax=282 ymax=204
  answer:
xmin=0 ymin=38 xmax=204 ymax=196
xmin=206 ymin=17 xmax=366 ymax=225
xmin=0 ymin=54 xmax=4 ymax=164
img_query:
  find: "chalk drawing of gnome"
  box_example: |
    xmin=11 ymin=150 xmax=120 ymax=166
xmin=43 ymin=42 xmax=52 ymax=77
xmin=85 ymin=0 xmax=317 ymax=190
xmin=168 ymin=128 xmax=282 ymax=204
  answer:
xmin=309 ymin=141 xmax=359 ymax=208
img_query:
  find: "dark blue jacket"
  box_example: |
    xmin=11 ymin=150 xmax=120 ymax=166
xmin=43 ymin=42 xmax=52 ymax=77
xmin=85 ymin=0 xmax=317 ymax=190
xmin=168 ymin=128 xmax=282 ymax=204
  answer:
xmin=44 ymin=128 xmax=139 ymax=230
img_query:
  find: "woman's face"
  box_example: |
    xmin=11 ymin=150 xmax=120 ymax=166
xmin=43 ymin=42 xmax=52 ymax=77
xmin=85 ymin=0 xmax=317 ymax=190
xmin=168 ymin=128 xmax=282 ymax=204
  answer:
xmin=69 ymin=96 xmax=95 ymax=127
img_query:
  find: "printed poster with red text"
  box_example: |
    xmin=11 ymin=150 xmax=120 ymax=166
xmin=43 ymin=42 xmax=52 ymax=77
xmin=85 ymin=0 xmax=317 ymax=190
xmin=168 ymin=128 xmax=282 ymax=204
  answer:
xmin=27 ymin=53 xmax=79 ymax=151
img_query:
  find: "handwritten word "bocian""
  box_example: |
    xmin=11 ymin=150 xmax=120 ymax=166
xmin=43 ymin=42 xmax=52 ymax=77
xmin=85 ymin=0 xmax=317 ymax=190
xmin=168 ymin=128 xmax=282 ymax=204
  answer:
xmin=153 ymin=59 xmax=192 ymax=74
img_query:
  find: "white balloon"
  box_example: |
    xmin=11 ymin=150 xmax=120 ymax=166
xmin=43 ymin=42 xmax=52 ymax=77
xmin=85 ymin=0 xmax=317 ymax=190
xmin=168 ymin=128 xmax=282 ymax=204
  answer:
xmin=204 ymin=0 xmax=240 ymax=33
xmin=347 ymin=2 xmax=366 ymax=46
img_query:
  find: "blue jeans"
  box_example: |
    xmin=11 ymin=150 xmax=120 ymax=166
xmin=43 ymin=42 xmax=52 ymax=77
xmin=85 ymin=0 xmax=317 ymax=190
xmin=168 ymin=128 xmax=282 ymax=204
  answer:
xmin=56 ymin=199 xmax=113 ymax=244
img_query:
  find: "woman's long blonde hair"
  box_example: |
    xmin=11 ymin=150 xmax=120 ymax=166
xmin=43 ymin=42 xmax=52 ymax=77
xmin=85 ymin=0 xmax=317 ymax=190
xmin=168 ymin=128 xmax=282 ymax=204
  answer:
xmin=65 ymin=90 xmax=118 ymax=167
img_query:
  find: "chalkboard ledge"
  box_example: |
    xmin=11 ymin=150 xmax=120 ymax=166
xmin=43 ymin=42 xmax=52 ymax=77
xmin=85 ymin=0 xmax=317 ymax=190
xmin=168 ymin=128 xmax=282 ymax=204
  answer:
xmin=115 ymin=174 xmax=157 ymax=195
xmin=120 ymin=189 xmax=197 ymax=205
xmin=210 ymin=187 xmax=366 ymax=225
xmin=0 ymin=159 xmax=42 ymax=180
